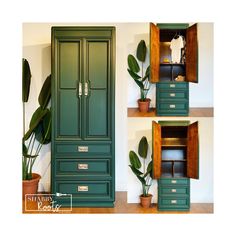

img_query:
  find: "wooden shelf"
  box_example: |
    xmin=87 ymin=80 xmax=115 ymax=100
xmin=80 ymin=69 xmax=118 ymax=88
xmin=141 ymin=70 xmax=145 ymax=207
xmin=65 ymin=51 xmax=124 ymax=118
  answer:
xmin=162 ymin=138 xmax=187 ymax=146
xmin=160 ymin=63 xmax=185 ymax=66
xmin=162 ymin=159 xmax=187 ymax=162
xmin=127 ymin=107 xmax=214 ymax=117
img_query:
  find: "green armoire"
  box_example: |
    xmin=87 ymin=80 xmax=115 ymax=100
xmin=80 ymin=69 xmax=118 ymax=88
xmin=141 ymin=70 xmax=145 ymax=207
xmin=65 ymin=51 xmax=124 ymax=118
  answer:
xmin=51 ymin=26 xmax=116 ymax=207
xmin=152 ymin=121 xmax=199 ymax=211
xmin=150 ymin=23 xmax=198 ymax=116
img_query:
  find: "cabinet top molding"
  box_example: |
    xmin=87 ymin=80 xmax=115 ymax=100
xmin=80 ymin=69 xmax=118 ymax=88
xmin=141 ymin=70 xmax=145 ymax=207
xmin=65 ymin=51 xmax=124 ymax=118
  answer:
xmin=156 ymin=23 xmax=189 ymax=29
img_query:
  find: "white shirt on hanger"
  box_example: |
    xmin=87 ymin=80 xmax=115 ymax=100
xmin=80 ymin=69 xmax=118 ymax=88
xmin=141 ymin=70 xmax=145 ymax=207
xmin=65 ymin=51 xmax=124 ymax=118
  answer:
xmin=170 ymin=36 xmax=184 ymax=63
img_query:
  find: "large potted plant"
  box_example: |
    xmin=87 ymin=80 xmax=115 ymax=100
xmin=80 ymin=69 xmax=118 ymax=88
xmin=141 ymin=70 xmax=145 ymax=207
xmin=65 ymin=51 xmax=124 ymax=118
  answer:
xmin=22 ymin=58 xmax=51 ymax=199
xmin=129 ymin=136 xmax=153 ymax=208
xmin=127 ymin=40 xmax=151 ymax=112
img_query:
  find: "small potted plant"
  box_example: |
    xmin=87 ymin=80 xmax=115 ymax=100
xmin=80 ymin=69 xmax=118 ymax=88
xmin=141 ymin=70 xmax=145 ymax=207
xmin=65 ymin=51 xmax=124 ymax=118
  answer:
xmin=22 ymin=58 xmax=51 ymax=199
xmin=129 ymin=136 xmax=153 ymax=208
xmin=127 ymin=40 xmax=151 ymax=112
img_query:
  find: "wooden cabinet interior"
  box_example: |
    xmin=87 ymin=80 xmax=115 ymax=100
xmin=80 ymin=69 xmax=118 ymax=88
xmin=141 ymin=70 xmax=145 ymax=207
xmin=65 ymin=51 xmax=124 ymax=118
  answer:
xmin=152 ymin=121 xmax=199 ymax=179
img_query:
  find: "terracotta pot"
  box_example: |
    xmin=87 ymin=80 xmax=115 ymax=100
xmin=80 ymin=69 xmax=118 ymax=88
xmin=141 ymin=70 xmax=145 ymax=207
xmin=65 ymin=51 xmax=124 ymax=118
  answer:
xmin=140 ymin=194 xmax=153 ymax=208
xmin=22 ymin=173 xmax=41 ymax=200
xmin=138 ymin=98 xmax=151 ymax=113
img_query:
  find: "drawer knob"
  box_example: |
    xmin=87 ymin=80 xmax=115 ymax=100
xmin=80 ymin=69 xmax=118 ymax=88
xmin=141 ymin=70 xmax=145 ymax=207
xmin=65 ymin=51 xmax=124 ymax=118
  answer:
xmin=78 ymin=186 xmax=88 ymax=192
xmin=170 ymin=84 xmax=175 ymax=88
xmin=78 ymin=163 xmax=88 ymax=170
xmin=170 ymin=104 xmax=176 ymax=108
xmin=170 ymin=93 xmax=176 ymax=97
xmin=78 ymin=146 xmax=88 ymax=152
xmin=171 ymin=200 xmax=177 ymax=204
xmin=171 ymin=189 xmax=177 ymax=193
xmin=171 ymin=180 xmax=177 ymax=184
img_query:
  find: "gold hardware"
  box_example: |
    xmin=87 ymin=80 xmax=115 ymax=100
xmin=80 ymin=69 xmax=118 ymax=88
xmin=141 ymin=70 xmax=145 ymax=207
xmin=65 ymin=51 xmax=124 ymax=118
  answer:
xmin=79 ymin=82 xmax=82 ymax=96
xmin=78 ymin=164 xmax=88 ymax=170
xmin=170 ymin=104 xmax=176 ymax=108
xmin=170 ymin=84 xmax=175 ymax=88
xmin=171 ymin=180 xmax=177 ymax=184
xmin=85 ymin=82 xmax=88 ymax=96
xmin=78 ymin=186 xmax=88 ymax=192
xmin=78 ymin=146 xmax=88 ymax=152
xmin=171 ymin=200 xmax=177 ymax=204
xmin=171 ymin=189 xmax=177 ymax=193
xmin=170 ymin=93 xmax=176 ymax=97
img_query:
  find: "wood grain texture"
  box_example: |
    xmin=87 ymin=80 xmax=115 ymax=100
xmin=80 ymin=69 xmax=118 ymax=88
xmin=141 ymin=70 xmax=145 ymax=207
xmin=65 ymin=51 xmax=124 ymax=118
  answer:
xmin=127 ymin=107 xmax=214 ymax=117
xmin=22 ymin=192 xmax=213 ymax=214
xmin=152 ymin=121 xmax=162 ymax=179
xmin=186 ymin=24 xmax=198 ymax=83
xmin=150 ymin=23 xmax=160 ymax=83
xmin=187 ymin=121 xmax=199 ymax=179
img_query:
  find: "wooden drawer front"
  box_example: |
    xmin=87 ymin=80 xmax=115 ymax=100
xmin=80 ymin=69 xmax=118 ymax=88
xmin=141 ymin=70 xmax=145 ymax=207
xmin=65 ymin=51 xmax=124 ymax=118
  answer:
xmin=158 ymin=91 xmax=188 ymax=100
xmin=55 ymin=180 xmax=112 ymax=201
xmin=159 ymin=186 xmax=189 ymax=195
xmin=158 ymin=197 xmax=190 ymax=209
xmin=56 ymin=159 xmax=111 ymax=177
xmin=56 ymin=143 xmax=111 ymax=156
xmin=159 ymin=102 xmax=188 ymax=110
xmin=159 ymin=178 xmax=189 ymax=186
xmin=157 ymin=82 xmax=188 ymax=89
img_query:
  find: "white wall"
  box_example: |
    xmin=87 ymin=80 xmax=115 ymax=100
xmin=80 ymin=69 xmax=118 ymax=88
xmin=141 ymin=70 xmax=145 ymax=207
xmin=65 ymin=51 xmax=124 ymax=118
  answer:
xmin=127 ymin=117 xmax=213 ymax=203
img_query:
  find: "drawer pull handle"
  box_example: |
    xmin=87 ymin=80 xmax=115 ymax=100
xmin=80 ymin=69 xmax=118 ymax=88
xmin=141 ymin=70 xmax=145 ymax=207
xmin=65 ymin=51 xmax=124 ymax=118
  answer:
xmin=171 ymin=189 xmax=177 ymax=193
xmin=85 ymin=82 xmax=88 ymax=96
xmin=170 ymin=84 xmax=175 ymax=88
xmin=171 ymin=200 xmax=177 ymax=204
xmin=171 ymin=180 xmax=177 ymax=184
xmin=170 ymin=104 xmax=176 ymax=108
xmin=78 ymin=164 xmax=88 ymax=170
xmin=78 ymin=146 xmax=88 ymax=152
xmin=170 ymin=93 xmax=176 ymax=97
xmin=78 ymin=186 xmax=88 ymax=192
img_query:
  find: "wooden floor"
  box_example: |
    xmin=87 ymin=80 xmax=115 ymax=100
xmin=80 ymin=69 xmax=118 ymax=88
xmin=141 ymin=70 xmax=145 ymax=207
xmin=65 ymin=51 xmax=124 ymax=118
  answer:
xmin=128 ymin=107 xmax=214 ymax=117
xmin=22 ymin=191 xmax=213 ymax=214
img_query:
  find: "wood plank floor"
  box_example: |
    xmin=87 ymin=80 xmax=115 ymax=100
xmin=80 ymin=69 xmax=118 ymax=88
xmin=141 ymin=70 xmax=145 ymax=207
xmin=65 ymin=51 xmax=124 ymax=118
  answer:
xmin=22 ymin=191 xmax=213 ymax=214
xmin=127 ymin=107 xmax=214 ymax=117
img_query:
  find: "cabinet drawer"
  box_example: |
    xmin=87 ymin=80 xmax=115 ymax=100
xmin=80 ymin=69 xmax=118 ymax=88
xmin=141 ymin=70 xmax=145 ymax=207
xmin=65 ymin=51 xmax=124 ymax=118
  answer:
xmin=158 ymin=197 xmax=189 ymax=208
xmin=159 ymin=178 xmax=189 ymax=186
xmin=157 ymin=82 xmax=188 ymax=89
xmin=55 ymin=180 xmax=113 ymax=201
xmin=158 ymin=91 xmax=188 ymax=100
xmin=56 ymin=143 xmax=111 ymax=156
xmin=55 ymin=159 xmax=111 ymax=177
xmin=158 ymin=102 xmax=188 ymax=110
xmin=159 ymin=186 xmax=189 ymax=195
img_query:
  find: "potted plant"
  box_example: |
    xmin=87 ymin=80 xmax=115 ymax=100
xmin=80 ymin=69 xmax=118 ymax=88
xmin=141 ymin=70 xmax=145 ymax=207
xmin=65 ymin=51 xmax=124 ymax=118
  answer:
xmin=22 ymin=58 xmax=51 ymax=199
xmin=127 ymin=40 xmax=151 ymax=112
xmin=129 ymin=136 xmax=153 ymax=208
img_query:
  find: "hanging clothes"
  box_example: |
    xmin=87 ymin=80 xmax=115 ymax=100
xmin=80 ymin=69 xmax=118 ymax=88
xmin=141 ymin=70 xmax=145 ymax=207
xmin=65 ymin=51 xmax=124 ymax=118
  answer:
xmin=170 ymin=35 xmax=184 ymax=63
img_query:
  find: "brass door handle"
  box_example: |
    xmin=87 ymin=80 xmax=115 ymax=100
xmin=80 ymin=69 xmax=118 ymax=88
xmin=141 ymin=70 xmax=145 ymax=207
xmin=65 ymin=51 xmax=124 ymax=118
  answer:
xmin=84 ymin=82 xmax=88 ymax=96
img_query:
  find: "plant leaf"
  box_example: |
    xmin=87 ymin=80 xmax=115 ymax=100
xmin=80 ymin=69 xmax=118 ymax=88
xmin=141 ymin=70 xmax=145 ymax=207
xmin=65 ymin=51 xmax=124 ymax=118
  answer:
xmin=22 ymin=142 xmax=28 ymax=156
xmin=129 ymin=151 xmax=141 ymax=169
xmin=136 ymin=175 xmax=146 ymax=185
xmin=143 ymin=161 xmax=153 ymax=178
xmin=136 ymin=40 xmax=147 ymax=62
xmin=22 ymin=58 xmax=31 ymax=102
xmin=127 ymin=69 xmax=141 ymax=80
xmin=23 ymin=107 xmax=48 ymax=141
xmin=127 ymin=54 xmax=140 ymax=73
xmin=127 ymin=70 xmax=144 ymax=89
xmin=138 ymin=136 xmax=148 ymax=159
xmin=129 ymin=165 xmax=143 ymax=176
xmin=38 ymin=75 xmax=51 ymax=109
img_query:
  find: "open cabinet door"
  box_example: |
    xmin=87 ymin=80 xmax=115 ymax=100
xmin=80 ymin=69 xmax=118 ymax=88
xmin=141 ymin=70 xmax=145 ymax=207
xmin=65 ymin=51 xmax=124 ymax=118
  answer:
xmin=187 ymin=121 xmax=199 ymax=179
xmin=152 ymin=121 xmax=161 ymax=179
xmin=150 ymin=23 xmax=160 ymax=83
xmin=186 ymin=24 xmax=198 ymax=83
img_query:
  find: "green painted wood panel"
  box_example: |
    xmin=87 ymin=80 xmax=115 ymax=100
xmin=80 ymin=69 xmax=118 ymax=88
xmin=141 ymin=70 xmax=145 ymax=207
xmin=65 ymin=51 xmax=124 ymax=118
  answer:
xmin=88 ymin=90 xmax=107 ymax=136
xmin=59 ymin=90 xmax=80 ymax=137
xmin=88 ymin=41 xmax=108 ymax=88
xmin=59 ymin=42 xmax=80 ymax=88
xmin=56 ymin=159 xmax=111 ymax=176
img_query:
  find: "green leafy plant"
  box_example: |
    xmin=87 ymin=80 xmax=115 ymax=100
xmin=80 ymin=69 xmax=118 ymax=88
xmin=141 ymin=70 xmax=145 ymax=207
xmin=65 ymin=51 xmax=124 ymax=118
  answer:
xmin=127 ymin=40 xmax=150 ymax=101
xmin=129 ymin=136 xmax=153 ymax=197
xmin=22 ymin=58 xmax=52 ymax=180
